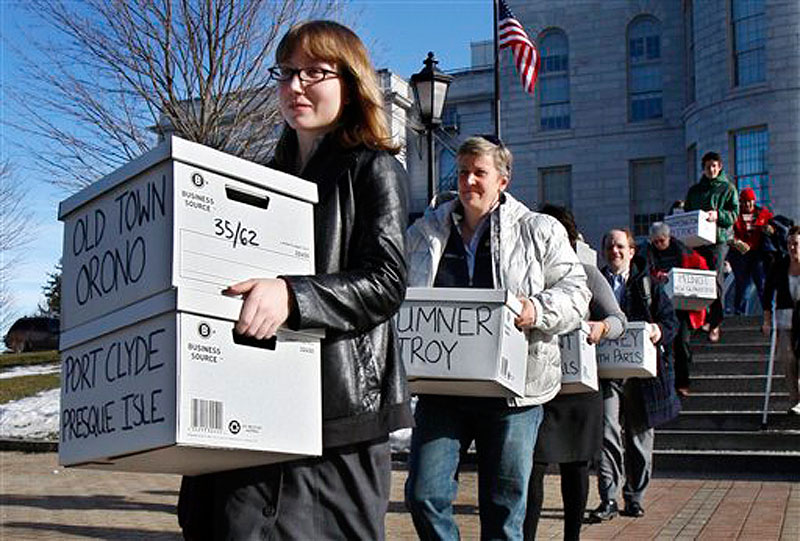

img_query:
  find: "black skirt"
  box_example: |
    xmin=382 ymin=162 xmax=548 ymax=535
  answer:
xmin=533 ymin=390 xmax=603 ymax=464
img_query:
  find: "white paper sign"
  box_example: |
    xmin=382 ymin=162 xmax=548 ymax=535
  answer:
xmin=664 ymin=211 xmax=716 ymax=247
xmin=665 ymin=268 xmax=717 ymax=310
xmin=596 ymin=322 xmax=657 ymax=378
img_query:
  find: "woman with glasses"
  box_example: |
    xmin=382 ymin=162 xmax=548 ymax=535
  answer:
xmin=404 ymin=136 xmax=590 ymax=540
xmin=177 ymin=20 xmax=412 ymax=540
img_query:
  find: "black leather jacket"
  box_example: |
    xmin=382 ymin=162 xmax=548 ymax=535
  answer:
xmin=276 ymin=134 xmax=413 ymax=448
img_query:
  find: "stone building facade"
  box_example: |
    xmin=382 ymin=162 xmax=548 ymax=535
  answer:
xmin=398 ymin=0 xmax=800 ymax=249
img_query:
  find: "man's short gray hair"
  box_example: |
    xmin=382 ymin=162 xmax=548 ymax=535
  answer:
xmin=649 ymin=221 xmax=671 ymax=239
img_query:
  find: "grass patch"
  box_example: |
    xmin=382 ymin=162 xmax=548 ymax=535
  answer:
xmin=0 ymin=350 xmax=59 ymax=369
xmin=0 ymin=373 xmax=60 ymax=404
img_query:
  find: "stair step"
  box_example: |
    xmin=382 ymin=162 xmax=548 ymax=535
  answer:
xmin=692 ymin=359 xmax=769 ymax=375
xmin=655 ymin=429 xmax=800 ymax=452
xmin=660 ymin=411 xmax=800 ymax=431
xmin=690 ymin=329 xmax=767 ymax=345
xmin=653 ymin=449 xmax=800 ymax=479
xmin=691 ymin=343 xmax=770 ymax=355
xmin=689 ymin=374 xmax=787 ymax=393
xmin=680 ymin=393 xmax=792 ymax=411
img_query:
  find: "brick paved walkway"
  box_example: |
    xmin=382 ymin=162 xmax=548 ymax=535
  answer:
xmin=1 ymin=452 xmax=798 ymax=539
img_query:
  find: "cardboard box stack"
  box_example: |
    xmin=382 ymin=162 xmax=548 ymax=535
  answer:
xmin=558 ymin=321 xmax=598 ymax=394
xmin=396 ymin=288 xmax=528 ymax=397
xmin=664 ymin=210 xmax=716 ymax=247
xmin=665 ymin=268 xmax=717 ymax=310
xmin=596 ymin=322 xmax=657 ymax=378
xmin=58 ymin=136 xmax=322 ymax=475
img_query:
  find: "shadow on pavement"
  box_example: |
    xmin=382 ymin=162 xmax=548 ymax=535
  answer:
xmin=4 ymin=523 xmax=180 ymax=540
xmin=1 ymin=493 xmax=176 ymax=514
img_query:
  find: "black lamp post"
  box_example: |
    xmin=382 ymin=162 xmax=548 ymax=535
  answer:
xmin=410 ymin=52 xmax=453 ymax=203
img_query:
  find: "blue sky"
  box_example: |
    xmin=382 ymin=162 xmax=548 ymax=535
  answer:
xmin=0 ymin=0 xmax=493 ymax=331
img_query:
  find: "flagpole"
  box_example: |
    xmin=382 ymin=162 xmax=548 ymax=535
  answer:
xmin=493 ymin=0 xmax=501 ymax=139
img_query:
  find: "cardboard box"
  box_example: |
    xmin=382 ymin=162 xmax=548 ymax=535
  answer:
xmin=665 ymin=268 xmax=717 ymax=310
xmin=58 ymin=136 xmax=317 ymax=332
xmin=596 ymin=322 xmax=657 ymax=378
xmin=664 ymin=210 xmax=716 ymax=247
xmin=59 ymin=307 xmax=321 ymax=475
xmin=559 ymin=322 xmax=598 ymax=394
xmin=396 ymin=288 xmax=528 ymax=397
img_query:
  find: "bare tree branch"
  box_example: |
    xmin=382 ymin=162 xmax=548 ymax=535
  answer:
xmin=7 ymin=0 xmax=344 ymax=192
xmin=0 ymin=161 xmax=37 ymax=329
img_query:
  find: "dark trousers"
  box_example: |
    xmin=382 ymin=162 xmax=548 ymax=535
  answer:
xmin=674 ymin=311 xmax=693 ymax=389
xmin=524 ymin=461 xmax=589 ymax=541
xmin=178 ymin=438 xmax=392 ymax=540
xmin=696 ymin=243 xmax=729 ymax=328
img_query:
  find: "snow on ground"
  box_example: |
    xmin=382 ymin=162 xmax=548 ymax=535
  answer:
xmin=0 ymin=388 xmax=60 ymax=440
xmin=0 ymin=362 xmax=60 ymax=379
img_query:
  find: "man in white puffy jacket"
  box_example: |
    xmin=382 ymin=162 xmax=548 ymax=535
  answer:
xmin=403 ymin=135 xmax=590 ymax=540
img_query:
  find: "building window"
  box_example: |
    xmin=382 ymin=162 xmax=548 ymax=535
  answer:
xmin=539 ymin=166 xmax=572 ymax=209
xmin=438 ymin=147 xmax=457 ymax=193
xmin=538 ymin=30 xmax=570 ymax=131
xmin=628 ymin=16 xmax=663 ymax=122
xmin=732 ymin=127 xmax=769 ymax=206
xmin=441 ymin=105 xmax=460 ymax=132
xmin=684 ymin=0 xmax=696 ymax=104
xmin=731 ymin=0 xmax=766 ymax=86
xmin=630 ymin=158 xmax=665 ymax=237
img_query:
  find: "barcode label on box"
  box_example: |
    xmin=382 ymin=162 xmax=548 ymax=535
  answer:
xmin=191 ymin=398 xmax=223 ymax=431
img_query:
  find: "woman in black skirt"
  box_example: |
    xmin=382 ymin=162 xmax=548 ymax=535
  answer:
xmin=524 ymin=205 xmax=627 ymax=541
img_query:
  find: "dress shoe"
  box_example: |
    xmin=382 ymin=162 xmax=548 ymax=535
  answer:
xmin=621 ymin=501 xmax=645 ymax=517
xmin=589 ymin=500 xmax=618 ymax=522
xmin=708 ymin=327 xmax=721 ymax=342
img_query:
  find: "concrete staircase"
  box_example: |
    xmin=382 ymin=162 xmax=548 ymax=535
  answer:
xmin=654 ymin=315 xmax=800 ymax=479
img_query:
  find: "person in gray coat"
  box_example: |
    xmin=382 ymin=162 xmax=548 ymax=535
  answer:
xmin=524 ymin=205 xmax=627 ymax=541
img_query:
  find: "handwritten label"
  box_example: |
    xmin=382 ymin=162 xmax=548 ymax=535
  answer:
xmin=68 ymin=175 xmax=167 ymax=307
xmin=396 ymin=304 xmax=494 ymax=372
xmin=61 ymin=326 xmax=169 ymax=442
xmin=213 ymin=218 xmax=260 ymax=248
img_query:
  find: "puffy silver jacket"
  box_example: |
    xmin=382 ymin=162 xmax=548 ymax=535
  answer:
xmin=406 ymin=192 xmax=590 ymax=405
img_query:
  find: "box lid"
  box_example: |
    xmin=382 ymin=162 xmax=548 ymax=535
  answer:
xmin=404 ymin=287 xmax=522 ymax=315
xmin=59 ymin=136 xmax=318 ymax=219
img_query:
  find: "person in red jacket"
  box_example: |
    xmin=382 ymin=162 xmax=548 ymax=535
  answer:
xmin=646 ymin=222 xmax=709 ymax=396
xmin=729 ymin=187 xmax=774 ymax=315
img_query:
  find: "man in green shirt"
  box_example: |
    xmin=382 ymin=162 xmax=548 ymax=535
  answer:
xmin=685 ymin=151 xmax=739 ymax=342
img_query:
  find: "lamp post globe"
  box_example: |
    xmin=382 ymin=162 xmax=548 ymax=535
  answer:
xmin=411 ymin=52 xmax=453 ymax=203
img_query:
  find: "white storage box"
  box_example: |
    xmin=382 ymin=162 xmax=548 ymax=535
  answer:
xmin=559 ymin=322 xmax=598 ymax=394
xmin=665 ymin=268 xmax=717 ymax=310
xmin=596 ymin=322 xmax=657 ymax=379
xmin=396 ymin=288 xmax=528 ymax=397
xmin=58 ymin=136 xmax=317 ymax=332
xmin=664 ymin=210 xmax=716 ymax=247
xmin=58 ymin=305 xmax=321 ymax=475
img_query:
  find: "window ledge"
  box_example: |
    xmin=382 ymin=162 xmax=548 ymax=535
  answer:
xmin=531 ymin=128 xmax=575 ymax=141
xmin=726 ymin=82 xmax=769 ymax=100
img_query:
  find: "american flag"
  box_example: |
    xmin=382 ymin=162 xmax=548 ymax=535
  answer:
xmin=498 ymin=0 xmax=540 ymax=95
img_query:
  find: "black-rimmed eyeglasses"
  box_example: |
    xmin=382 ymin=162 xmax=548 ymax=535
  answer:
xmin=268 ymin=65 xmax=340 ymax=83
